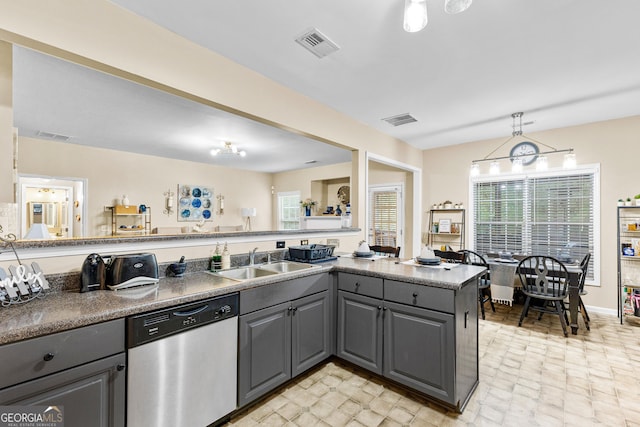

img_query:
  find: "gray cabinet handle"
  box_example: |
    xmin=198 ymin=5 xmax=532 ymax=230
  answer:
xmin=412 ymin=292 xmax=418 ymax=298
xmin=116 ymin=363 xmax=126 ymax=372
xmin=43 ymin=352 xmax=55 ymax=362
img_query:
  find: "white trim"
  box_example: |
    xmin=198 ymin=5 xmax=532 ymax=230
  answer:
xmin=468 ymin=163 xmax=601 ymax=285
xmin=365 ymin=152 xmax=422 ymax=257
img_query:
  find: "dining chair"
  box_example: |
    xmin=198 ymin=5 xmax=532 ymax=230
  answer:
xmin=434 ymin=249 xmax=465 ymax=263
xmin=459 ymin=249 xmax=495 ymax=319
xmin=516 ymin=255 xmax=570 ymax=337
xmin=577 ymin=253 xmax=592 ymax=330
xmin=370 ymin=245 xmax=401 ymax=258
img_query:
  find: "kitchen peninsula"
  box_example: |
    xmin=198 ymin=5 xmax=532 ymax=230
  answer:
xmin=0 ymin=254 xmax=484 ymax=425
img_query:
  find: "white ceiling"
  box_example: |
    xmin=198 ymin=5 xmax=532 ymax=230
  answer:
xmin=13 ymin=1 xmax=640 ymax=171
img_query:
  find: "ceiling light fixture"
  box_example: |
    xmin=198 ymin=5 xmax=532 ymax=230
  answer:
xmin=404 ymin=0 xmax=472 ymax=33
xmin=210 ymin=141 xmax=246 ymax=157
xmin=470 ymin=112 xmax=575 ymax=175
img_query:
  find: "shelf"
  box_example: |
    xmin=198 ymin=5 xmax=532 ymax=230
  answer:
xmin=428 ymin=232 xmax=462 ymax=236
xmin=107 ymin=206 xmax=151 ymax=236
xmin=621 ymin=255 xmax=640 ymax=261
xmin=427 ymin=209 xmax=465 ymax=250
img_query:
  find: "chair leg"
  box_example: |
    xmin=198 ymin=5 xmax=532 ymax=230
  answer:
xmin=555 ymin=301 xmax=568 ymax=337
xmin=487 ymin=287 xmax=496 ymax=312
xmin=579 ymin=297 xmax=590 ymax=330
xmin=478 ymin=290 xmax=486 ymax=320
xmin=519 ymin=296 xmax=531 ymax=327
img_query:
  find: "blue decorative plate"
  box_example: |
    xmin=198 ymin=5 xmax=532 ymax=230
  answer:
xmin=180 ymin=209 xmax=191 ymax=218
xmin=191 ymin=198 xmax=202 ymax=208
xmin=192 ymin=187 xmax=202 ymax=198
xmin=202 ymin=198 xmax=211 ymax=208
xmin=202 ymin=209 xmax=211 ymax=219
xmin=202 ymin=188 xmax=212 ymax=197
xmin=179 ymin=197 xmax=190 ymax=207
xmin=191 ymin=209 xmax=202 ymax=219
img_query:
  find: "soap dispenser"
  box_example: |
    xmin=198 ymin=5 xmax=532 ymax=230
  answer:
xmin=222 ymin=243 xmax=231 ymax=270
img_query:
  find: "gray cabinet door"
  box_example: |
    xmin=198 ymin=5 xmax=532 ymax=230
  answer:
xmin=0 ymin=353 xmax=125 ymax=427
xmin=336 ymin=291 xmax=383 ymax=374
xmin=238 ymin=301 xmax=291 ymax=407
xmin=291 ymin=291 xmax=331 ymax=377
xmin=383 ymin=300 xmax=455 ymax=404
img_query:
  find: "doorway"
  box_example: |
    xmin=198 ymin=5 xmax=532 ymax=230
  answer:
xmin=368 ymin=184 xmax=403 ymax=249
xmin=18 ymin=175 xmax=86 ymax=239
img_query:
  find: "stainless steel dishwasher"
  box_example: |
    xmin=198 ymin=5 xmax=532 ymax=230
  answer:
xmin=126 ymin=293 xmax=238 ymax=427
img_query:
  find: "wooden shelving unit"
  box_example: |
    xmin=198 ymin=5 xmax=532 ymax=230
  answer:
xmin=617 ymin=206 xmax=640 ymax=324
xmin=427 ymin=209 xmax=465 ymax=251
xmin=106 ymin=206 xmax=151 ymax=236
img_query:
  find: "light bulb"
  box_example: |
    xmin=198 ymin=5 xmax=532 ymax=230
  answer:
xmin=563 ymin=153 xmax=576 ymax=169
xmin=470 ymin=163 xmax=480 ymax=176
xmin=489 ymin=161 xmax=500 ymax=175
xmin=210 ymin=148 xmax=220 ymax=156
xmin=445 ymin=0 xmax=473 ymax=14
xmin=404 ymin=0 xmax=428 ymax=33
xmin=239 ymin=151 xmax=247 ymax=157
xmin=511 ymin=158 xmax=523 ymax=173
xmin=536 ymin=155 xmax=548 ymax=171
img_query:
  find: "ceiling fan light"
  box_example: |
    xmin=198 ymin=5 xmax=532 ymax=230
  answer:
xmin=404 ymin=0 xmax=428 ymax=33
xmin=239 ymin=150 xmax=247 ymax=157
xmin=470 ymin=163 xmax=480 ymax=176
xmin=489 ymin=161 xmax=500 ymax=175
xmin=210 ymin=148 xmax=220 ymax=156
xmin=444 ymin=0 xmax=473 ymax=14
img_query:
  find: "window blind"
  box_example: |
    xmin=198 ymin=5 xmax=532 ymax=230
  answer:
xmin=369 ymin=190 xmax=397 ymax=246
xmin=473 ymin=170 xmax=596 ymax=280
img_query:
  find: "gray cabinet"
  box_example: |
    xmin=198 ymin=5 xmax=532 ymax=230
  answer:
xmin=336 ymin=273 xmax=479 ymax=412
xmin=0 ymin=320 xmax=125 ymax=427
xmin=336 ymin=291 xmax=383 ymax=374
xmin=238 ymin=273 xmax=332 ymax=407
xmin=383 ymin=300 xmax=454 ymax=403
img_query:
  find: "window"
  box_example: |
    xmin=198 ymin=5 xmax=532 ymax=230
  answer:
xmin=277 ymin=191 xmax=301 ymax=230
xmin=471 ymin=166 xmax=599 ymax=282
xmin=368 ymin=185 xmax=403 ymax=247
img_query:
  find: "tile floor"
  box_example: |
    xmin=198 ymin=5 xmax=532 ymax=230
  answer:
xmin=225 ymin=304 xmax=640 ymax=426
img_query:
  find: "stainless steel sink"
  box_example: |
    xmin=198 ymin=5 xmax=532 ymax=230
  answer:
xmin=211 ymin=266 xmax=279 ymax=281
xmin=257 ymin=261 xmax=315 ymax=273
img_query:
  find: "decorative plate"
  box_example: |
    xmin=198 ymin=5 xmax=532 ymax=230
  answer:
xmin=179 ymin=197 xmax=190 ymax=207
xmin=353 ymin=251 xmax=374 ymax=258
xmin=180 ymin=209 xmax=191 ymax=218
xmin=191 ymin=198 xmax=202 ymax=208
xmin=416 ymin=257 xmax=441 ymax=265
xmin=202 ymin=209 xmax=212 ymax=219
xmin=192 ymin=187 xmax=202 ymax=198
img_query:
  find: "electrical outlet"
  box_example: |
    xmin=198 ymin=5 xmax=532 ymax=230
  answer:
xmin=327 ymin=238 xmax=340 ymax=247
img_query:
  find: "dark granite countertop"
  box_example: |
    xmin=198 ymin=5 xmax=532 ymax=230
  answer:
xmin=0 ymin=258 xmax=484 ymax=346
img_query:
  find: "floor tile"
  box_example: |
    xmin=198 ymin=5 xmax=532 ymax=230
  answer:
xmin=225 ymin=306 xmax=640 ymax=426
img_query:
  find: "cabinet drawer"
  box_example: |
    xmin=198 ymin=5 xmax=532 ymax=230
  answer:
xmin=338 ymin=273 xmax=383 ymax=298
xmin=0 ymin=319 xmax=124 ymax=390
xmin=384 ymin=280 xmax=454 ymax=313
xmin=240 ymin=273 xmax=329 ymax=315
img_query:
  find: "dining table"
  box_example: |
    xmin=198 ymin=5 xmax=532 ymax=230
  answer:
xmin=486 ymin=257 xmax=584 ymax=335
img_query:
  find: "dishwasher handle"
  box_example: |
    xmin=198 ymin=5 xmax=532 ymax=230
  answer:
xmin=173 ymin=304 xmax=209 ymax=317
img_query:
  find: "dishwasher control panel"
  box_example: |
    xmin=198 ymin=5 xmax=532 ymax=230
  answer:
xmin=126 ymin=293 xmax=239 ymax=348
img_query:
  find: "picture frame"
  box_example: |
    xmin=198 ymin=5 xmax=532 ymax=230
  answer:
xmin=438 ymin=218 xmax=451 ymax=233
xmin=177 ymin=184 xmax=214 ymax=222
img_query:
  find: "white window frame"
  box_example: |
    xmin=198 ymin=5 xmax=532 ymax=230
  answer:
xmin=469 ymin=164 xmax=600 ymax=285
xmin=277 ymin=191 xmax=301 ymax=230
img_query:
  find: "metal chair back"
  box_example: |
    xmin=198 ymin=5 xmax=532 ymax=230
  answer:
xmin=517 ymin=256 xmax=569 ymax=299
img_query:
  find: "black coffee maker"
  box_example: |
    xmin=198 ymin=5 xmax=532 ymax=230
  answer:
xmin=80 ymin=253 xmax=106 ymax=292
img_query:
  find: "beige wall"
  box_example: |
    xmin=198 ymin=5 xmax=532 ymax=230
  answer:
xmin=19 ymin=136 xmax=273 ymax=235
xmin=0 ymin=41 xmax=12 ymax=203
xmin=423 ymin=115 xmax=640 ymax=311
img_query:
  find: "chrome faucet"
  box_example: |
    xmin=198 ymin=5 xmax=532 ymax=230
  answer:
xmin=249 ymin=247 xmax=258 ymax=265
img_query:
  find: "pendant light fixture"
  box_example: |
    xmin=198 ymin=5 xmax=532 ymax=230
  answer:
xmin=404 ymin=0 xmax=472 ymax=33
xmin=470 ymin=112 xmax=575 ymax=175
xmin=403 ymin=0 xmax=428 ymax=33
xmin=444 ymin=0 xmax=473 ymax=15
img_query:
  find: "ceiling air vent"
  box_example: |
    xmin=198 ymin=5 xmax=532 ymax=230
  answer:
xmin=295 ymin=28 xmax=340 ymax=58
xmin=381 ymin=113 xmax=418 ymax=127
xmin=36 ymin=130 xmax=72 ymax=141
